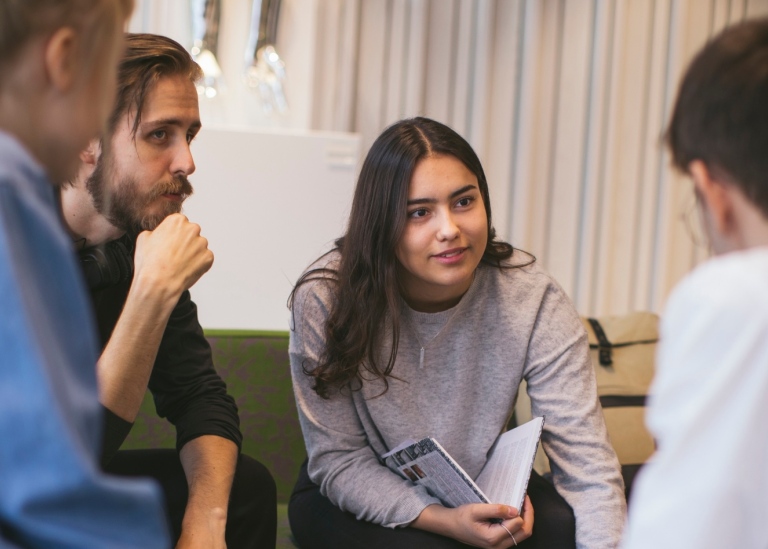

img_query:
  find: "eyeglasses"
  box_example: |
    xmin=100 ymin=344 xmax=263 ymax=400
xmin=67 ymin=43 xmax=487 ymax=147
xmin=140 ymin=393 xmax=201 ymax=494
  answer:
xmin=679 ymin=190 xmax=711 ymax=251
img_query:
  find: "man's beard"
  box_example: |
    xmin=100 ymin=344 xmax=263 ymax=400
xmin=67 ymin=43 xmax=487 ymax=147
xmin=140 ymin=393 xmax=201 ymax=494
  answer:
xmin=85 ymin=154 xmax=194 ymax=235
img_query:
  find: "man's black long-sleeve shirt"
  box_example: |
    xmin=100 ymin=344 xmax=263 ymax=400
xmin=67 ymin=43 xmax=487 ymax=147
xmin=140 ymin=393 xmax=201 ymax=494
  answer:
xmin=84 ymin=240 xmax=242 ymax=462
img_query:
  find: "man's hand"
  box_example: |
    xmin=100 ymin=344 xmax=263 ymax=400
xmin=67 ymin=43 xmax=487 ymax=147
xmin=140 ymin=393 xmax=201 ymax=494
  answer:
xmin=412 ymin=497 xmax=534 ymax=548
xmin=133 ymin=213 xmax=214 ymax=303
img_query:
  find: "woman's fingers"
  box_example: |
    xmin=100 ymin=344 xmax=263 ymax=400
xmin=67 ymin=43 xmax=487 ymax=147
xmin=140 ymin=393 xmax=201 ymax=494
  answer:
xmin=508 ymin=495 xmax=534 ymax=542
xmin=469 ymin=503 xmax=517 ymax=522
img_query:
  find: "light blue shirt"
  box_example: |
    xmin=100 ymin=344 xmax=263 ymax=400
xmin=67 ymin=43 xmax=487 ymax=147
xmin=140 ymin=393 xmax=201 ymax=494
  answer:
xmin=0 ymin=131 xmax=170 ymax=548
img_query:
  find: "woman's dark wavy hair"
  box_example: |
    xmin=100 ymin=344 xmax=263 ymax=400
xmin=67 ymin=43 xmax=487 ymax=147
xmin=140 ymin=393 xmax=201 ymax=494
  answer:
xmin=290 ymin=117 xmax=532 ymax=398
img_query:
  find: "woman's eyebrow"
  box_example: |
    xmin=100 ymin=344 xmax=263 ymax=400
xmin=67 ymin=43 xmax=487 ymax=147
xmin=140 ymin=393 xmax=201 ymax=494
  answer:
xmin=449 ymin=184 xmax=478 ymax=198
xmin=407 ymin=184 xmax=478 ymax=206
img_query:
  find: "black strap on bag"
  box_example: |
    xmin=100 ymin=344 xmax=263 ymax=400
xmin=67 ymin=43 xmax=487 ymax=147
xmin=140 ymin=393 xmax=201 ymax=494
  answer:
xmin=587 ymin=317 xmax=613 ymax=366
xmin=599 ymin=395 xmax=646 ymax=407
xmin=587 ymin=317 xmax=648 ymax=408
xmin=585 ymin=315 xmax=657 ymax=501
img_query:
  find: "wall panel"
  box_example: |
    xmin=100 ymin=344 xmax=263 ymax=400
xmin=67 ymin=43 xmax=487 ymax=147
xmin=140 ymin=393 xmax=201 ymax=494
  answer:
xmin=632 ymin=0 xmax=672 ymax=311
xmin=545 ymin=0 xmax=593 ymax=298
xmin=423 ymin=0 xmax=458 ymax=125
xmin=484 ymin=0 xmax=524 ymax=244
xmin=574 ymin=0 xmax=615 ymax=312
xmin=355 ymin=0 xmax=390 ymax=147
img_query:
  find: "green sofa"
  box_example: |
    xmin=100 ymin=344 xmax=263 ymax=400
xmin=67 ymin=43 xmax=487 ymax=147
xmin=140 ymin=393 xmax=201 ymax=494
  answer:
xmin=122 ymin=320 xmax=650 ymax=547
xmin=121 ymin=330 xmax=303 ymax=548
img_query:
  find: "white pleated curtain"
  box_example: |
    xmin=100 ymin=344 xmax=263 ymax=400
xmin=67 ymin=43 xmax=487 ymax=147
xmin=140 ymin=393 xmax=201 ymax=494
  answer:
xmin=309 ymin=0 xmax=768 ymax=316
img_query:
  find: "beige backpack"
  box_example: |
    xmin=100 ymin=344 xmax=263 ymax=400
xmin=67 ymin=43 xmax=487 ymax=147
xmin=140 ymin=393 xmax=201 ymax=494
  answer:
xmin=515 ymin=311 xmax=658 ymax=498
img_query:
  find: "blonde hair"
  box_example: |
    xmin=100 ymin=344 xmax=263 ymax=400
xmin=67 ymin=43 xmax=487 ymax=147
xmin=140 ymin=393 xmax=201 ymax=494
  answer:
xmin=0 ymin=0 xmax=134 ymax=71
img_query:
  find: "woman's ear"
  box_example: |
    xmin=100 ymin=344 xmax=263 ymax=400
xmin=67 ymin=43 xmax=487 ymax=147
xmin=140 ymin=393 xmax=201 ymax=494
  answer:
xmin=44 ymin=27 xmax=79 ymax=93
xmin=688 ymin=160 xmax=735 ymax=236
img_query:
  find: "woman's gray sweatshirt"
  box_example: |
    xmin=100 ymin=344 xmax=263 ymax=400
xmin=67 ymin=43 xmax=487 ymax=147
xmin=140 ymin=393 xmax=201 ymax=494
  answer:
xmin=290 ymin=253 xmax=626 ymax=548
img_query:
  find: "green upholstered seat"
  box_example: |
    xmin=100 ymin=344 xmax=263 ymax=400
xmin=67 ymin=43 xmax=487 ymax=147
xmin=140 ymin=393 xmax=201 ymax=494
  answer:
xmin=121 ymin=330 xmax=303 ymax=548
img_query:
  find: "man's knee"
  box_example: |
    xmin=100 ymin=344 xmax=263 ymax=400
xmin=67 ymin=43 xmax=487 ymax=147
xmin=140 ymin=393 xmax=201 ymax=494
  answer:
xmin=226 ymin=454 xmax=277 ymax=548
xmin=231 ymin=454 xmax=277 ymax=511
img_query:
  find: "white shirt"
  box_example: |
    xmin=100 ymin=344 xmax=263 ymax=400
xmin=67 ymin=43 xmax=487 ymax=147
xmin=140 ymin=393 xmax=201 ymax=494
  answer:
xmin=622 ymin=247 xmax=768 ymax=549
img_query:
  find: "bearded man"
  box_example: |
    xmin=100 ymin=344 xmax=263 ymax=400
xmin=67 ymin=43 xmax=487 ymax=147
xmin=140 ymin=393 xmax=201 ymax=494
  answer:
xmin=61 ymin=33 xmax=276 ymax=549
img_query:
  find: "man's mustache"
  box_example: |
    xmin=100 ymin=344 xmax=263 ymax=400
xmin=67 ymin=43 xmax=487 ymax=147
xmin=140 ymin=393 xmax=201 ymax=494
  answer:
xmin=149 ymin=176 xmax=194 ymax=201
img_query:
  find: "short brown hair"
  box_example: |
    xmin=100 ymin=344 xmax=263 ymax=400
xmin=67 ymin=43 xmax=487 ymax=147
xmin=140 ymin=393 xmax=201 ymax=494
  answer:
xmin=0 ymin=0 xmax=133 ymax=72
xmin=108 ymin=33 xmax=203 ymax=138
xmin=666 ymin=18 xmax=768 ymax=217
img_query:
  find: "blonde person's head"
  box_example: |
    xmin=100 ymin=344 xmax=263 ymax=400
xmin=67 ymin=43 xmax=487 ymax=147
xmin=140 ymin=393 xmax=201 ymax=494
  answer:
xmin=0 ymin=0 xmax=135 ymax=181
xmin=0 ymin=0 xmax=133 ymax=76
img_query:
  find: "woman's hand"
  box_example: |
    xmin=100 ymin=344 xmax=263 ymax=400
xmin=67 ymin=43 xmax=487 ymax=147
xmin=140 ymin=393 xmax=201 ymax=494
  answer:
xmin=412 ymin=496 xmax=534 ymax=548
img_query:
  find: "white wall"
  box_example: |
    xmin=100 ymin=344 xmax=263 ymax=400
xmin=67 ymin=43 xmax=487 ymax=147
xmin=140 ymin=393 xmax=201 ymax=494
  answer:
xmin=183 ymin=127 xmax=359 ymax=330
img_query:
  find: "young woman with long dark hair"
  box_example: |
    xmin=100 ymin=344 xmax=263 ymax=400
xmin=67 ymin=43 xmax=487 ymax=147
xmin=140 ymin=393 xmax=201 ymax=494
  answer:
xmin=288 ymin=117 xmax=625 ymax=548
